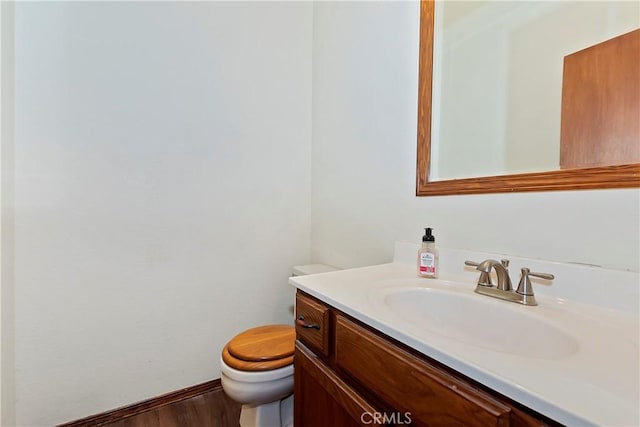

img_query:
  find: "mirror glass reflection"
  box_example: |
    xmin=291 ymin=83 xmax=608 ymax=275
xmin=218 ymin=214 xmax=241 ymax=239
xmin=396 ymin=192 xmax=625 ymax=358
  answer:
xmin=430 ymin=1 xmax=639 ymax=181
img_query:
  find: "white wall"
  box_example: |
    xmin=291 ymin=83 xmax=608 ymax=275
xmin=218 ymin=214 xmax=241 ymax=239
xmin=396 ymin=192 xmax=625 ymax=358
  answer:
xmin=10 ymin=2 xmax=312 ymax=425
xmin=1 ymin=2 xmax=16 ymax=425
xmin=311 ymin=1 xmax=639 ymax=273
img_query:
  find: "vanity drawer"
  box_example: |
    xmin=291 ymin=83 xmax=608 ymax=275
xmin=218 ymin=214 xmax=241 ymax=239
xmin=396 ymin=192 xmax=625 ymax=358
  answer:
xmin=334 ymin=315 xmax=511 ymax=427
xmin=295 ymin=293 xmax=330 ymax=356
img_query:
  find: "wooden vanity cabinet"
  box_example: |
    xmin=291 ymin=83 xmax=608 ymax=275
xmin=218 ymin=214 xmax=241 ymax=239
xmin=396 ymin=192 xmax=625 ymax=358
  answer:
xmin=294 ymin=291 xmax=560 ymax=427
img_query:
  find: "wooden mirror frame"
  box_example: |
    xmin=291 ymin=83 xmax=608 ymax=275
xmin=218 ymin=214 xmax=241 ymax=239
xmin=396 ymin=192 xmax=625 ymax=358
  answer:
xmin=416 ymin=0 xmax=640 ymax=196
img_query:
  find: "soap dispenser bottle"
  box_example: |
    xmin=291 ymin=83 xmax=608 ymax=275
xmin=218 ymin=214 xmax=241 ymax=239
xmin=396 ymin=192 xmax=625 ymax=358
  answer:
xmin=418 ymin=228 xmax=439 ymax=278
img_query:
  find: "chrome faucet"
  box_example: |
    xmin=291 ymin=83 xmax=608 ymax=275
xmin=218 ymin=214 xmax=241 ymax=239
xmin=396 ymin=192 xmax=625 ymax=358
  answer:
xmin=465 ymin=259 xmax=554 ymax=306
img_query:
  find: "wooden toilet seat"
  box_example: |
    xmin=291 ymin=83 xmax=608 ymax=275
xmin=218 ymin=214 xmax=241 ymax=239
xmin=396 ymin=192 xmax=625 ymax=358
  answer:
xmin=222 ymin=324 xmax=295 ymax=371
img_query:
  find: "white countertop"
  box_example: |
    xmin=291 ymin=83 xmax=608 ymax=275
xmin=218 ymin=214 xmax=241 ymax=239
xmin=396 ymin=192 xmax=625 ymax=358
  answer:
xmin=289 ymin=249 xmax=639 ymax=427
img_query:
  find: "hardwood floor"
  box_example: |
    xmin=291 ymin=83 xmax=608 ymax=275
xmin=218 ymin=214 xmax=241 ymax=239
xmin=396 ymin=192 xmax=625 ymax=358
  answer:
xmin=102 ymin=389 xmax=241 ymax=427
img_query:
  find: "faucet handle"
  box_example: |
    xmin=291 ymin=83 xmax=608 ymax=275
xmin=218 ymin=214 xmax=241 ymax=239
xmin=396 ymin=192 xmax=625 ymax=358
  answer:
xmin=516 ymin=268 xmax=554 ymax=306
xmin=500 ymin=259 xmax=510 ymax=268
xmin=464 ymin=260 xmax=480 ymax=267
xmin=528 ymin=271 xmax=554 ymax=280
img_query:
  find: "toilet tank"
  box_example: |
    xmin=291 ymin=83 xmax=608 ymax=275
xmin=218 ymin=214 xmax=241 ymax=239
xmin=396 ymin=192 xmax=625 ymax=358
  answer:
xmin=291 ymin=264 xmax=339 ymax=277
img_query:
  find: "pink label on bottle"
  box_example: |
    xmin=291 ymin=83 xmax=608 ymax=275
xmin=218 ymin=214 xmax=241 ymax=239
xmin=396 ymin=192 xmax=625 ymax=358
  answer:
xmin=419 ymin=252 xmax=436 ymax=275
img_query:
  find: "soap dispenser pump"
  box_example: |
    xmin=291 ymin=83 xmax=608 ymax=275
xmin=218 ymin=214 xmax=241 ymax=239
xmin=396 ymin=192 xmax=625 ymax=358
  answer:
xmin=418 ymin=228 xmax=439 ymax=278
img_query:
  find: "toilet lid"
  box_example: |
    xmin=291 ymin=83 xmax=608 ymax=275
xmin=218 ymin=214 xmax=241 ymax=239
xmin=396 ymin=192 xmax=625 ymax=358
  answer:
xmin=222 ymin=344 xmax=294 ymax=372
xmin=227 ymin=324 xmax=295 ymax=362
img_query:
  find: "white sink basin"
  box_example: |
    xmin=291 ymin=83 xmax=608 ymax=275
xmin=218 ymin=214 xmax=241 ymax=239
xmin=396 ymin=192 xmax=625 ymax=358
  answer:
xmin=379 ymin=286 xmax=579 ymax=359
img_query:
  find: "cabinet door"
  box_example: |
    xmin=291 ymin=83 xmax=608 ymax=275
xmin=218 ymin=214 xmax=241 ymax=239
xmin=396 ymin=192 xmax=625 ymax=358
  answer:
xmin=295 ymin=341 xmax=381 ymax=427
xmin=334 ymin=315 xmax=511 ymax=427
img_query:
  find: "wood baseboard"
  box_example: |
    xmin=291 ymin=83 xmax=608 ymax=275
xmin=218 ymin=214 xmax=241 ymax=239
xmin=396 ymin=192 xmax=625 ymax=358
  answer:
xmin=57 ymin=379 xmax=223 ymax=427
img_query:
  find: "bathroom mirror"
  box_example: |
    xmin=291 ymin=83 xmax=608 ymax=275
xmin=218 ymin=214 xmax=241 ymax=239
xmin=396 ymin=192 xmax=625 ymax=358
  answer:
xmin=416 ymin=0 xmax=640 ymax=196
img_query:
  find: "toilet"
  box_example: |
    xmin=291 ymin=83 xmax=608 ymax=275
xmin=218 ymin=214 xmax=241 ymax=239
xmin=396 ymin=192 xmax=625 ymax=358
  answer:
xmin=220 ymin=264 xmax=338 ymax=427
xmin=220 ymin=324 xmax=295 ymax=427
